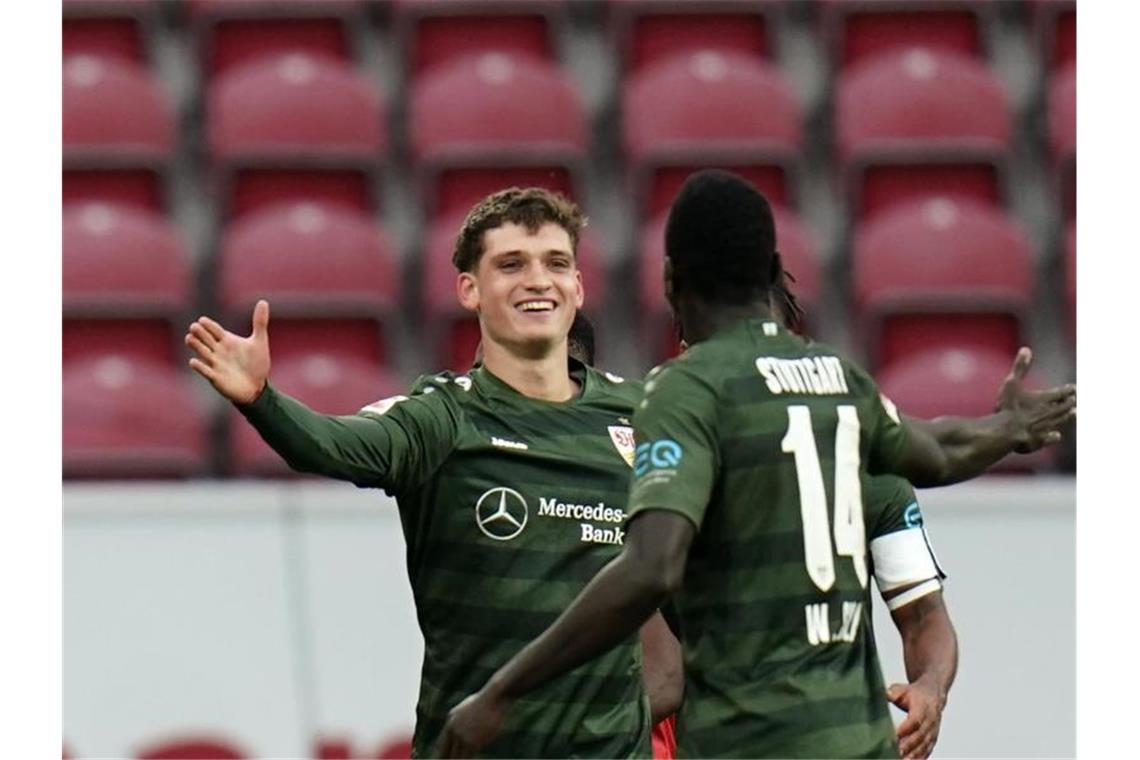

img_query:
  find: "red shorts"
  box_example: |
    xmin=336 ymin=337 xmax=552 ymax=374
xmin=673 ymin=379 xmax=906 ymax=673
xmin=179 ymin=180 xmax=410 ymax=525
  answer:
xmin=652 ymin=715 xmax=677 ymax=760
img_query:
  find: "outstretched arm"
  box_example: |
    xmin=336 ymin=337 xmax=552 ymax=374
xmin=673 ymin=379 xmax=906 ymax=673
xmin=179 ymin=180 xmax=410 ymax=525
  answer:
xmin=437 ymin=511 xmax=695 ymax=758
xmin=640 ymin=611 xmax=684 ymax=723
xmin=885 ymin=590 xmax=958 ymax=759
xmin=887 ymin=349 xmax=1076 ymax=487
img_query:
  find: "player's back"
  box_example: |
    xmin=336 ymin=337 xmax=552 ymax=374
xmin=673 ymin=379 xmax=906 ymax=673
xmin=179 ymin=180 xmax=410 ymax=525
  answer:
xmin=629 ymin=317 xmax=902 ymax=758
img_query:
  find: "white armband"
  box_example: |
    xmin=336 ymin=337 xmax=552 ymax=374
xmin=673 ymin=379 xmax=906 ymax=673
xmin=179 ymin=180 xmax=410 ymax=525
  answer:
xmin=885 ymin=578 xmax=943 ymax=611
xmin=871 ymin=527 xmax=945 ymax=593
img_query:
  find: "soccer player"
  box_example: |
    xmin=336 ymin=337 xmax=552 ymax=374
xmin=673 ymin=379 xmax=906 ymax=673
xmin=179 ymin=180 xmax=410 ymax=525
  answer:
xmin=437 ymin=171 xmax=1075 ymax=758
xmin=184 ymin=188 xmax=675 ymax=757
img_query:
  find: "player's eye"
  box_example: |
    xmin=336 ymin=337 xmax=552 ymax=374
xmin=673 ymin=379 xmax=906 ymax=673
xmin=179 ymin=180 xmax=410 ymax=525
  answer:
xmin=549 ymin=258 xmax=571 ymax=271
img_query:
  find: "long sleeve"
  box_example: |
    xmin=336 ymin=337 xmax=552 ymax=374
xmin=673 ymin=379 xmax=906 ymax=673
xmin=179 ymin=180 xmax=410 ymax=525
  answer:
xmin=237 ymin=380 xmax=461 ymax=491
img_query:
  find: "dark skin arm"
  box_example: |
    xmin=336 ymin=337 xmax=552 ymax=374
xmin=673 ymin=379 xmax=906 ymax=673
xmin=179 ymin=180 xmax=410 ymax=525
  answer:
xmin=883 ymin=589 xmax=958 ymax=760
xmin=889 ymin=349 xmax=1076 ymax=487
xmin=437 ymin=511 xmax=694 ymax=758
xmin=640 ymin=611 xmax=684 ymax=723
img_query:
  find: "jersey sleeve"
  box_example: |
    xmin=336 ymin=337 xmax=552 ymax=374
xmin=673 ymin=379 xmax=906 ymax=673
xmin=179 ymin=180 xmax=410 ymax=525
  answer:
xmin=849 ymin=363 xmax=909 ymax=477
xmin=238 ymin=374 xmax=461 ymax=492
xmin=626 ymin=361 xmax=720 ymax=531
xmin=864 ymin=474 xmax=946 ymax=610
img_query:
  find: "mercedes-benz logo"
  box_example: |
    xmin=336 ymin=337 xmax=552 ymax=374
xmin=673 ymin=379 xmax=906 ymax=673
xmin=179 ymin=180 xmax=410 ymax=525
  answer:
xmin=474 ymin=487 xmax=529 ymax=541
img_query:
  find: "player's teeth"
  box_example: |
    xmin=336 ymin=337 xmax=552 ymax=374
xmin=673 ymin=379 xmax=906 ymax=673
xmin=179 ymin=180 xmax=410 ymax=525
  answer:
xmin=520 ymin=302 xmax=553 ymax=311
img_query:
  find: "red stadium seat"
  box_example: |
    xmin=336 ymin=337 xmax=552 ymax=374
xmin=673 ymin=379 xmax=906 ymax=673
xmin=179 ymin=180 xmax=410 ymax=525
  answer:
xmin=623 ymin=50 xmax=802 ymax=219
xmin=63 ymin=0 xmax=158 ymax=64
xmin=394 ymin=0 xmax=565 ymax=76
xmin=877 ymin=346 xmax=1055 ymax=472
xmin=63 ymin=356 xmax=207 ymax=479
xmin=422 ymin=211 xmax=609 ymax=370
xmin=852 ymin=197 xmax=1032 ymax=370
xmin=63 ymin=54 xmax=173 ymax=211
xmin=1032 ymin=0 xmax=1076 ymax=70
xmin=822 ymin=0 xmax=990 ymax=69
xmin=218 ymin=202 xmax=398 ymax=367
xmin=409 ymin=52 xmax=587 ymax=218
xmin=188 ymin=0 xmax=365 ymax=79
xmin=836 ymin=48 xmax=1012 ymax=221
xmin=638 ymin=206 xmax=821 ymax=363
xmin=63 ymin=202 xmax=190 ymax=368
xmin=230 ymin=354 xmax=405 ymax=476
xmin=208 ymin=53 xmax=386 ymax=218
xmin=609 ymin=0 xmax=777 ymax=73
xmin=1049 ymin=62 xmax=1076 ymax=222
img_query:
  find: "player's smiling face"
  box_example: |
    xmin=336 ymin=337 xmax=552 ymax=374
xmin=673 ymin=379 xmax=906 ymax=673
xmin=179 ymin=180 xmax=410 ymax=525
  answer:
xmin=457 ymin=221 xmax=584 ymax=354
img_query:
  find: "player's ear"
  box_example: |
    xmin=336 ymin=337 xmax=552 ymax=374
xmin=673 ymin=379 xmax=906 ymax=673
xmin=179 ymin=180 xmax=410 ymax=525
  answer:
xmin=573 ymin=268 xmax=584 ymax=310
xmin=663 ymin=256 xmax=676 ymax=308
xmin=457 ymin=271 xmax=480 ymax=314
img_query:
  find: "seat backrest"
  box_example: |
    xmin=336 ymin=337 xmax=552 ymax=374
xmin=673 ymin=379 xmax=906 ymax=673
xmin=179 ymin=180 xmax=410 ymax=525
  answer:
xmin=611 ymin=0 xmax=773 ymax=72
xmin=64 ymin=55 xmax=172 ymax=156
xmin=1049 ymin=62 xmax=1076 ymax=160
xmin=824 ymin=0 xmax=984 ymax=68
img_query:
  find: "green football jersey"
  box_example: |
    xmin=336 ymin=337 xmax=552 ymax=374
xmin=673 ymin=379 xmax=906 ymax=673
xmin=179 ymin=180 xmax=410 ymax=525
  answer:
xmin=627 ymin=318 xmax=916 ymax=759
xmin=240 ymin=360 xmax=653 ymax=759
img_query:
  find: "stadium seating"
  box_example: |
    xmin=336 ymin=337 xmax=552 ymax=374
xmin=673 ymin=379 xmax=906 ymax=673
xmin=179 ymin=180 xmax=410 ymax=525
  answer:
xmin=409 ymin=52 xmax=587 ymax=218
xmin=1049 ymin=62 xmax=1076 ymax=222
xmin=63 ymin=356 xmax=207 ymax=479
xmin=1064 ymin=222 xmax=1075 ymax=343
xmin=63 ymin=54 xmax=174 ymax=211
xmin=63 ymin=0 xmax=157 ymax=64
xmin=835 ymin=47 xmax=1012 ymax=221
xmin=877 ymin=346 xmax=1055 ymax=472
xmin=422 ymin=211 xmax=609 ymax=370
xmin=207 ymin=52 xmax=386 ymax=218
xmin=1033 ymin=0 xmax=1076 ymax=70
xmin=822 ymin=0 xmax=990 ymax=69
xmin=623 ymin=49 xmax=802 ymax=219
xmin=638 ymin=206 xmax=821 ymax=363
xmin=394 ymin=0 xmax=565 ymax=76
xmin=609 ymin=0 xmax=776 ymax=73
xmin=63 ymin=202 xmax=191 ymax=368
xmin=218 ymin=201 xmax=398 ymax=367
xmin=230 ymin=354 xmax=405 ymax=476
xmin=188 ymin=0 xmax=365 ymax=79
xmin=851 ymin=196 xmax=1032 ymax=371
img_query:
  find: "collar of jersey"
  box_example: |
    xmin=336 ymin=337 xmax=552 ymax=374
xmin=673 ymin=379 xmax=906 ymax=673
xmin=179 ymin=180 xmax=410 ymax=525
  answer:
xmin=471 ymin=357 xmax=592 ymax=406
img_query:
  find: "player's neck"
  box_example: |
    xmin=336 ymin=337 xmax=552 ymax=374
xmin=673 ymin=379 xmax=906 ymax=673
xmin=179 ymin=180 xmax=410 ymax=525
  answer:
xmin=480 ymin=339 xmax=580 ymax=402
xmin=679 ymin=298 xmax=774 ymax=345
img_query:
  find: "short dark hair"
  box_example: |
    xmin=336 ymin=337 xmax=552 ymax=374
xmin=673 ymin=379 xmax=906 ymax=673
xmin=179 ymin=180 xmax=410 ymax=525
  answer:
xmin=567 ymin=311 xmax=596 ymax=366
xmin=664 ymin=169 xmax=780 ymax=305
xmin=452 ymin=187 xmax=585 ymax=273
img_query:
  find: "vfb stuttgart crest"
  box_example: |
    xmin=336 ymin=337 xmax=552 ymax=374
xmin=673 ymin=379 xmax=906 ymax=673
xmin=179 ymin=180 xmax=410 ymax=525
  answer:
xmin=608 ymin=426 xmax=636 ymax=469
xmin=474 ymin=487 xmax=529 ymax=541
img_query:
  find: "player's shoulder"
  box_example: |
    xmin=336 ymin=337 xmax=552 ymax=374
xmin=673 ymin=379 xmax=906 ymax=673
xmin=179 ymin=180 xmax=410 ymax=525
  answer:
xmin=584 ymin=365 xmax=644 ymax=412
xmin=359 ymin=371 xmax=469 ymax=418
xmin=865 ymin=473 xmax=918 ymax=514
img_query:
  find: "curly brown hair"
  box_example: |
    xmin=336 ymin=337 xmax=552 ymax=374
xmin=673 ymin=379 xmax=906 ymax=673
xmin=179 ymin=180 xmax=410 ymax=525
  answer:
xmin=452 ymin=187 xmax=586 ymax=273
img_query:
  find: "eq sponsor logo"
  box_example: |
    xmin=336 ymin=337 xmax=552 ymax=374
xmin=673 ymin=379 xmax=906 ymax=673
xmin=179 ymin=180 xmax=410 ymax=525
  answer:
xmin=634 ymin=439 xmax=683 ymax=477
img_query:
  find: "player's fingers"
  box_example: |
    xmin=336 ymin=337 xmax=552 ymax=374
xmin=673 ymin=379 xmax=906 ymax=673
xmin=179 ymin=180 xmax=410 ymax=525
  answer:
xmin=886 ymin=683 xmax=907 ymax=705
xmin=197 ymin=315 xmax=227 ymax=342
xmin=1035 ymin=384 xmax=1077 ymax=405
xmin=1008 ymin=347 xmax=1032 ymax=382
xmin=895 ymin=710 xmax=921 ymax=739
xmin=898 ymin=721 xmax=929 ymax=757
xmin=189 ymin=322 xmax=218 ymax=350
xmin=252 ymin=299 xmax=270 ymax=340
xmin=188 ymin=357 xmax=218 ymax=382
xmin=185 ymin=334 xmax=215 ymax=364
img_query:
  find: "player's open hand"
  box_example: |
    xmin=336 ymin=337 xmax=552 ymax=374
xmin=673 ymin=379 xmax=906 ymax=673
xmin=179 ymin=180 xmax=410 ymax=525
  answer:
xmin=185 ymin=300 xmax=271 ymax=405
xmin=888 ymin=680 xmax=944 ymax=759
xmin=436 ymin=688 xmax=509 ymax=759
xmin=993 ymin=347 xmax=1076 ymax=453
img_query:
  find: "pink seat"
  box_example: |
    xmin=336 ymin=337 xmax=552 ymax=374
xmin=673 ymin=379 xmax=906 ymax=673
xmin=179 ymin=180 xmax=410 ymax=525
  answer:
xmin=63 ymin=0 xmax=158 ymax=64
xmin=822 ymin=0 xmax=989 ymax=69
xmin=609 ymin=0 xmax=776 ymax=73
xmin=638 ymin=205 xmax=821 ymax=363
xmin=836 ymin=48 xmax=1012 ymax=221
xmin=623 ymin=50 xmax=802 ymax=219
xmin=852 ymin=197 xmax=1032 ymax=370
xmin=1032 ymin=0 xmax=1075 ymax=70
xmin=230 ymin=354 xmax=404 ymax=476
xmin=63 ymin=202 xmax=190 ymax=368
xmin=218 ymin=202 xmax=398 ymax=366
xmin=63 ymin=356 xmax=207 ymax=479
xmin=422 ymin=210 xmax=608 ymax=370
xmin=1049 ymin=62 xmax=1076 ymax=221
xmin=187 ymin=0 xmax=364 ymax=79
xmin=208 ymin=53 xmax=386 ymax=218
xmin=394 ymin=0 xmax=565 ymax=76
xmin=877 ymin=346 xmax=1055 ymax=472
xmin=409 ymin=52 xmax=586 ymax=217
xmin=63 ymin=54 xmax=173 ymax=211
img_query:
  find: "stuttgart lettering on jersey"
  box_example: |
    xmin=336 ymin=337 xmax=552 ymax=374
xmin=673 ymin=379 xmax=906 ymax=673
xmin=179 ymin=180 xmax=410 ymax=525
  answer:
xmin=754 ymin=355 xmax=850 ymax=396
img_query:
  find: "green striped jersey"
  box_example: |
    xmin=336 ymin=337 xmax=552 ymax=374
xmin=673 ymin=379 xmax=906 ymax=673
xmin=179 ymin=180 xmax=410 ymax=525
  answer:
xmin=241 ymin=360 xmax=652 ymax=758
xmin=627 ymin=318 xmax=915 ymax=759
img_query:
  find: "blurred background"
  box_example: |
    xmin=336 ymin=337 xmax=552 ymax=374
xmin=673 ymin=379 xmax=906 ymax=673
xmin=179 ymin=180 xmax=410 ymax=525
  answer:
xmin=61 ymin=0 xmax=1076 ymax=758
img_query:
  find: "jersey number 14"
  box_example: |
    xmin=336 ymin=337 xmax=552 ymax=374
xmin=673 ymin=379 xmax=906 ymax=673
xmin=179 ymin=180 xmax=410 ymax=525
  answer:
xmin=781 ymin=405 xmax=868 ymax=592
